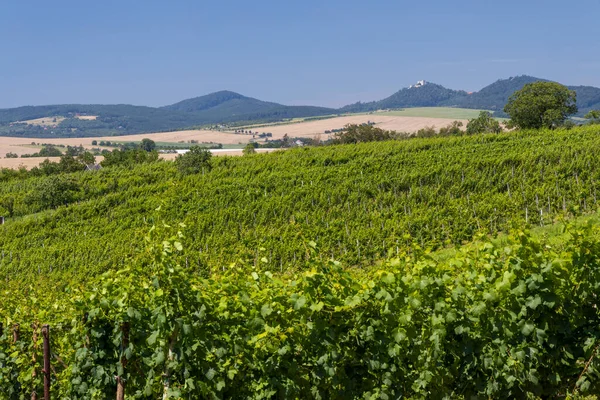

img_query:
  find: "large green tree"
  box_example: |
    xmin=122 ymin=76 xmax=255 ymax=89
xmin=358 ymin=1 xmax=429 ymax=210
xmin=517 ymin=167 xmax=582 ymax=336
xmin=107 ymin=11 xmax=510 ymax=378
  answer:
xmin=140 ymin=138 xmax=156 ymax=152
xmin=504 ymin=81 xmax=577 ymax=129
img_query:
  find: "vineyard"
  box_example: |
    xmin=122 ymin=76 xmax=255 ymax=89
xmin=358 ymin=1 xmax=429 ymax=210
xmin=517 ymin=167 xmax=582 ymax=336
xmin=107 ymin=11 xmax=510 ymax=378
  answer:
xmin=2 ymin=126 xmax=600 ymax=397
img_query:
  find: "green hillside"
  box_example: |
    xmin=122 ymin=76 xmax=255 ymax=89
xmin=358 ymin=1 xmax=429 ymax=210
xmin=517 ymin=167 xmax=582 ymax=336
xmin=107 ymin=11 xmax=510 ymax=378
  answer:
xmin=0 ymin=93 xmax=336 ymax=138
xmin=3 ymin=126 xmax=600 ymax=397
xmin=2 ymin=125 xmax=600 ymax=286
xmin=343 ymin=76 xmax=600 ymax=117
xmin=340 ymin=82 xmax=469 ymax=113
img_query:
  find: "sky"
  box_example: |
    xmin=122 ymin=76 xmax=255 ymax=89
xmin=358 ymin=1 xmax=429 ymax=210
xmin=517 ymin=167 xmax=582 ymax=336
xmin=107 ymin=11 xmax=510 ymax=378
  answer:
xmin=1 ymin=0 xmax=599 ymax=109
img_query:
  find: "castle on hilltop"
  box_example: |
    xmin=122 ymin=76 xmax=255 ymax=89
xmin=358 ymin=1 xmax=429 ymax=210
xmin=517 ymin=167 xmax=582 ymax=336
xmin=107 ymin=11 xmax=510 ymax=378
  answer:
xmin=409 ymin=80 xmax=427 ymax=89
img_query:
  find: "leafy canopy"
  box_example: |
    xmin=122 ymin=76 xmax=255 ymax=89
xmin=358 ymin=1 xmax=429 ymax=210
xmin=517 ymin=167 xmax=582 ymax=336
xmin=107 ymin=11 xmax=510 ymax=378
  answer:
xmin=466 ymin=111 xmax=502 ymax=134
xmin=504 ymin=81 xmax=577 ymax=129
xmin=174 ymin=146 xmax=212 ymax=175
xmin=333 ymin=124 xmax=395 ymax=144
xmin=585 ymin=110 xmax=600 ymax=125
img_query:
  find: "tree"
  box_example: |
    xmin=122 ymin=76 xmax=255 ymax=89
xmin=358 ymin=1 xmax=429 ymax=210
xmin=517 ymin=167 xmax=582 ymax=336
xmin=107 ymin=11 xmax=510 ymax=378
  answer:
xmin=466 ymin=111 xmax=502 ymax=134
xmin=78 ymin=151 xmax=96 ymax=165
xmin=175 ymin=146 xmax=212 ymax=175
xmin=140 ymin=138 xmax=157 ymax=152
xmin=243 ymin=143 xmax=257 ymax=155
xmin=25 ymin=176 xmax=80 ymax=209
xmin=5 ymin=152 xmax=18 ymax=158
xmin=585 ymin=110 xmax=600 ymax=125
xmin=92 ymin=140 xmax=98 ymax=146
xmin=438 ymin=121 xmax=463 ymax=136
xmin=59 ymin=155 xmax=86 ymax=173
xmin=504 ymin=81 xmax=577 ymax=129
xmin=333 ymin=124 xmax=395 ymax=144
xmin=0 ymin=196 xmax=15 ymax=217
xmin=37 ymin=145 xmax=63 ymax=157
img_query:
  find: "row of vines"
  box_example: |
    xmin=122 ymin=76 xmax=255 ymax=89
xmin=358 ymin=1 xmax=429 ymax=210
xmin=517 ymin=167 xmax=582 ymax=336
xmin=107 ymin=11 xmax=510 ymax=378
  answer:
xmin=2 ymin=224 xmax=600 ymax=398
xmin=1 ymin=127 xmax=600 ymax=288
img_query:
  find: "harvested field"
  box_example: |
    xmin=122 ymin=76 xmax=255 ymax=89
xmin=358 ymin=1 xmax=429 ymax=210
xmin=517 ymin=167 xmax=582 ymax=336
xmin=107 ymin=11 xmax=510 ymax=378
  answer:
xmin=0 ymin=115 xmax=466 ymax=168
xmin=235 ymin=115 xmax=469 ymax=139
xmin=0 ymin=148 xmax=279 ymax=169
xmin=17 ymin=116 xmax=66 ymax=126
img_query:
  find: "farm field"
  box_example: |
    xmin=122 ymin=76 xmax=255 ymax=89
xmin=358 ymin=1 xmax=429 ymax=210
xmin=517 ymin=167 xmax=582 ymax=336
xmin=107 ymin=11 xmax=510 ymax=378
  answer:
xmin=0 ymin=114 xmax=470 ymax=167
xmin=374 ymin=106 xmax=490 ymax=119
xmin=0 ymin=149 xmax=278 ymax=169
xmin=223 ymin=114 xmax=469 ymax=137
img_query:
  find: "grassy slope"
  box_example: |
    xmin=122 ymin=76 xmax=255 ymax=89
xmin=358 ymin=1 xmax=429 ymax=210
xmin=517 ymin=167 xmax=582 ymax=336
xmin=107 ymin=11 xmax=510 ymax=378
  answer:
xmin=2 ymin=125 xmax=600 ymax=289
xmin=375 ymin=107 xmax=488 ymax=119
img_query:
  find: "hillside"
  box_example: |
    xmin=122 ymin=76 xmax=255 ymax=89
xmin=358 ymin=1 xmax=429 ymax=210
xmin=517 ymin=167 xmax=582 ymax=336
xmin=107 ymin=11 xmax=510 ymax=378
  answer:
xmin=448 ymin=75 xmax=600 ymax=116
xmin=340 ymin=81 xmax=468 ymax=113
xmin=3 ymin=125 xmax=600 ymax=285
xmin=3 ymin=126 xmax=600 ymax=397
xmin=0 ymin=93 xmax=336 ymax=138
xmin=344 ymin=76 xmax=600 ymax=116
xmin=163 ymin=90 xmax=336 ymax=123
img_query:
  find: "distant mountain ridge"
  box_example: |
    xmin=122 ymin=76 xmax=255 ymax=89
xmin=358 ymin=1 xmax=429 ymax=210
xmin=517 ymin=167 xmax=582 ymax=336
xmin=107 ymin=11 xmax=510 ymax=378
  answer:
xmin=0 ymin=76 xmax=599 ymax=138
xmin=342 ymin=76 xmax=600 ymax=116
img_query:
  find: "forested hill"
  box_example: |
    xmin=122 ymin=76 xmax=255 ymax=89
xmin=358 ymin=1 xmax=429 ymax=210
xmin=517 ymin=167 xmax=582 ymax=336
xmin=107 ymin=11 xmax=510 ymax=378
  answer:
xmin=339 ymin=82 xmax=469 ymax=113
xmin=343 ymin=76 xmax=600 ymax=116
xmin=0 ymin=93 xmax=336 ymax=138
xmin=449 ymin=76 xmax=600 ymax=116
xmin=161 ymin=90 xmax=335 ymax=123
xmin=1 ymin=76 xmax=599 ymax=138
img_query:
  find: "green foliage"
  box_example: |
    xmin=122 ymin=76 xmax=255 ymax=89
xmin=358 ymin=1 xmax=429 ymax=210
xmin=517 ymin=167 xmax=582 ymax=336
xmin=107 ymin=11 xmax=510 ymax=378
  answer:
xmin=4 ymin=125 xmax=600 ymax=396
xmin=174 ymin=146 xmax=212 ymax=175
xmin=504 ymin=82 xmax=578 ymax=129
xmin=140 ymin=138 xmax=156 ymax=152
xmin=438 ymin=120 xmax=464 ymax=136
xmin=2 ymin=126 xmax=600 ymax=287
xmin=3 ymin=225 xmax=600 ymax=397
xmin=100 ymin=148 xmax=159 ymax=168
xmin=333 ymin=124 xmax=395 ymax=144
xmin=243 ymin=142 xmax=257 ymax=155
xmin=414 ymin=125 xmax=437 ymax=137
xmin=4 ymin=152 xmax=18 ymax=159
xmin=21 ymin=145 xmax=62 ymax=158
xmin=585 ymin=110 xmax=600 ymax=124
xmin=466 ymin=111 xmax=503 ymax=134
xmin=24 ymin=176 xmax=80 ymax=210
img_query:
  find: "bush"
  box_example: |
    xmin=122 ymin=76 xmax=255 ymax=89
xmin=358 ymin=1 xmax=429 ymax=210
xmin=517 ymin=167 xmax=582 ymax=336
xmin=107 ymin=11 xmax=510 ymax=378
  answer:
xmin=466 ymin=111 xmax=503 ymax=134
xmin=174 ymin=146 xmax=212 ymax=175
xmin=243 ymin=143 xmax=257 ymax=155
xmin=333 ymin=124 xmax=395 ymax=144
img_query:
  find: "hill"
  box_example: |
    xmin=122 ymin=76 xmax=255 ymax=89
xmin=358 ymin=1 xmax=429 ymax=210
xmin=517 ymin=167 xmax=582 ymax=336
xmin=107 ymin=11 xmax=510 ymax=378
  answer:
xmin=163 ymin=90 xmax=336 ymax=123
xmin=339 ymin=81 xmax=469 ymax=113
xmin=2 ymin=125 xmax=600 ymax=284
xmin=448 ymin=75 xmax=600 ymax=116
xmin=343 ymin=76 xmax=600 ymax=116
xmin=0 ymin=93 xmax=336 ymax=138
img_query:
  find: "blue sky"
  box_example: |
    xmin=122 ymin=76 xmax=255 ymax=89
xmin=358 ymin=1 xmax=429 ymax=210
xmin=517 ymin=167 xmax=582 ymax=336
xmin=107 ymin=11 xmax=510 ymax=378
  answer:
xmin=1 ymin=0 xmax=598 ymax=108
